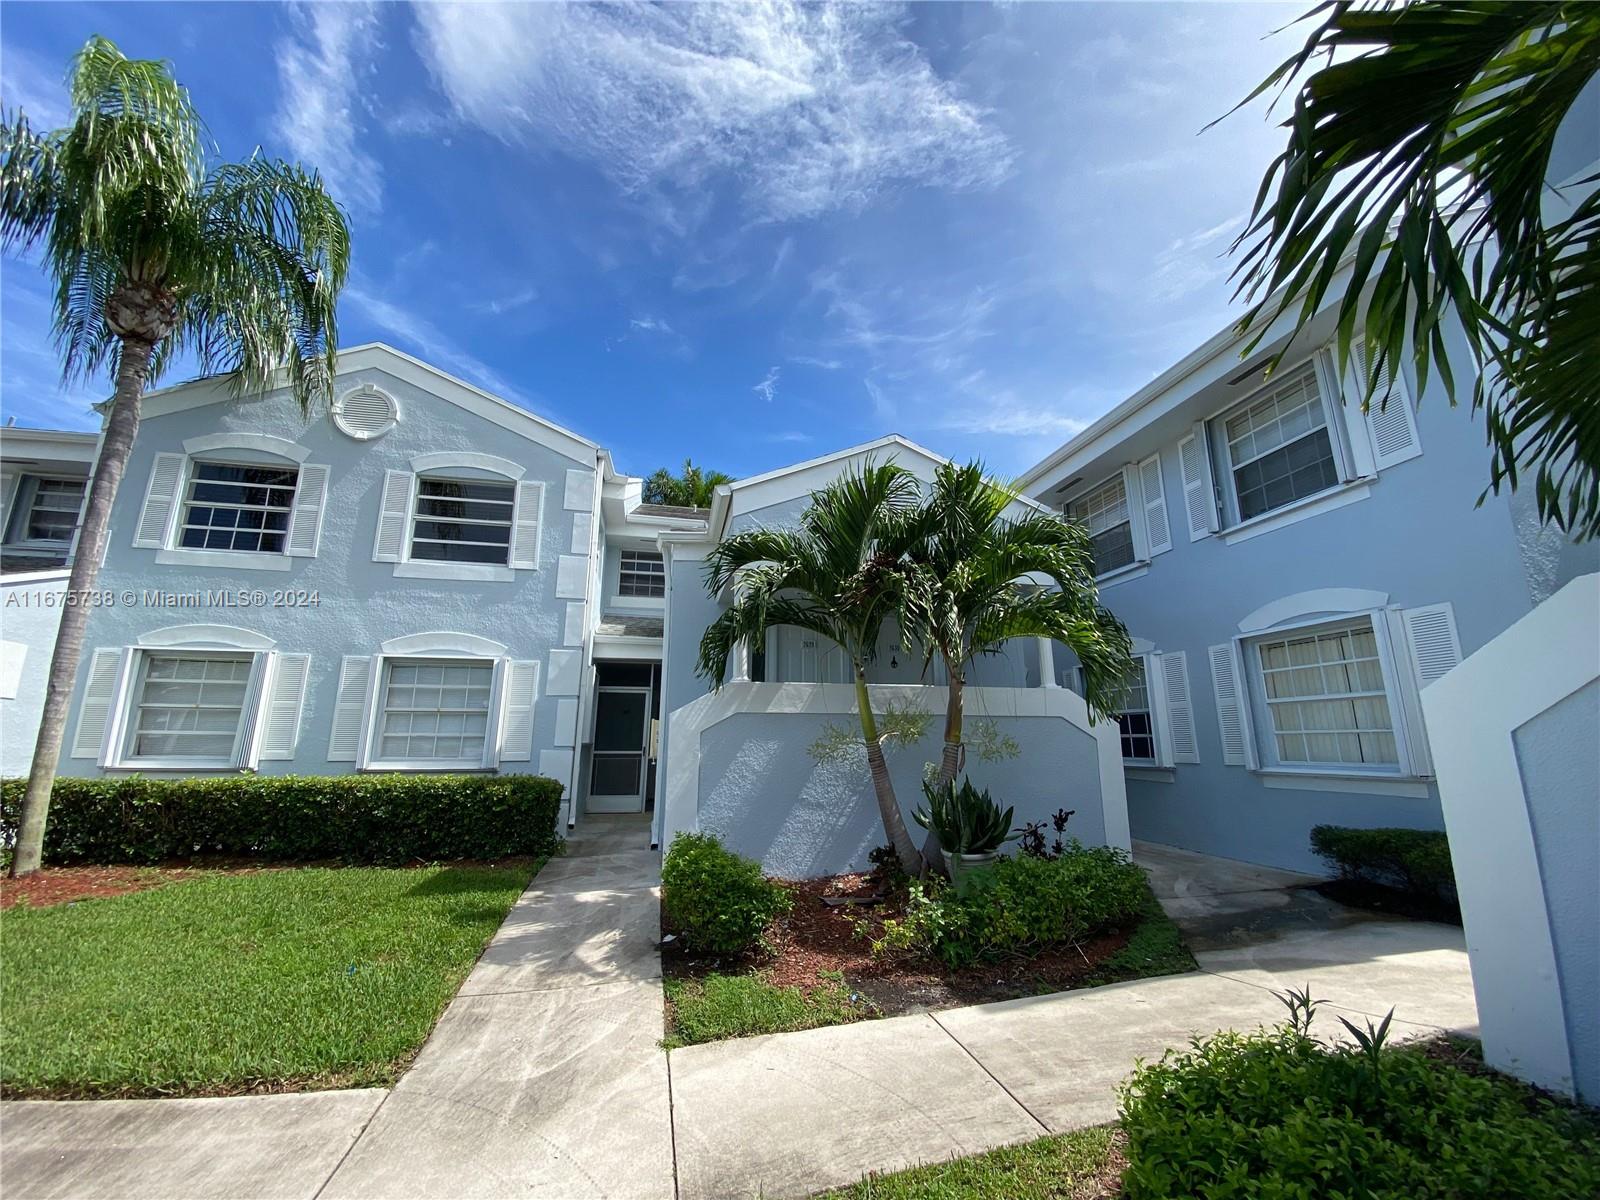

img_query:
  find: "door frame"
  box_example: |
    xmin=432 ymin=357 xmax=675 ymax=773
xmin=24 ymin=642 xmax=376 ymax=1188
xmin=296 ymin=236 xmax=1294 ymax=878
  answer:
xmin=586 ymin=684 xmax=651 ymax=814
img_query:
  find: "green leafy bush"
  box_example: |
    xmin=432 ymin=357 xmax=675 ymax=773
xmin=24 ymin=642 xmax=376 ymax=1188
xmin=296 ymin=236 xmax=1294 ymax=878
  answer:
xmin=1119 ymin=1001 xmax=1600 ymax=1199
xmin=875 ymin=842 xmax=1148 ymax=967
xmin=0 ymin=773 xmax=562 ymax=867
xmin=1311 ymin=825 xmax=1455 ymax=899
xmin=913 ymin=777 xmax=1016 ymax=855
xmin=661 ymin=833 xmax=791 ymax=955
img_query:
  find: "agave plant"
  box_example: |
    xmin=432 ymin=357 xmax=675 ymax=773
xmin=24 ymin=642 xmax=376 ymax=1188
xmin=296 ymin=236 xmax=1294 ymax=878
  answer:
xmin=913 ymin=777 xmax=1016 ymax=857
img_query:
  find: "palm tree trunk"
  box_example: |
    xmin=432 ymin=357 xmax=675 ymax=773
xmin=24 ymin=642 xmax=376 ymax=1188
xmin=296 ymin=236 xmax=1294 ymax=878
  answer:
xmin=919 ymin=665 xmax=966 ymax=871
xmin=10 ymin=339 xmax=153 ymax=877
xmin=854 ymin=667 xmax=920 ymax=874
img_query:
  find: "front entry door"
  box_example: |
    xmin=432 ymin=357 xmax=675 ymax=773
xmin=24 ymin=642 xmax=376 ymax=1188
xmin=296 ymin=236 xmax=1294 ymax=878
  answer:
xmin=587 ymin=687 xmax=649 ymax=813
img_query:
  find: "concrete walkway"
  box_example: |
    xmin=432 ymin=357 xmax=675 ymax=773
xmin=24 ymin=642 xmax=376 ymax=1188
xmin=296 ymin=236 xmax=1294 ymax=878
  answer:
xmin=2 ymin=831 xmax=1477 ymax=1200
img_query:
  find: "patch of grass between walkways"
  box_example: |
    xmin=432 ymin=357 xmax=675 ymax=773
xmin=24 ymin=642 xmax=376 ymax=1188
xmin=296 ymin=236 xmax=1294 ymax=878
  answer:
xmin=662 ymin=970 xmax=872 ymax=1049
xmin=1079 ymin=888 xmax=1196 ymax=987
xmin=818 ymin=1125 xmax=1123 ymax=1199
xmin=0 ymin=860 xmax=541 ymax=1098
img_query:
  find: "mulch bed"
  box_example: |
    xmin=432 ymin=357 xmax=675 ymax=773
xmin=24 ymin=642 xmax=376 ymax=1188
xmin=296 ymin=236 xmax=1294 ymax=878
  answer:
xmin=1314 ymin=878 xmax=1462 ymax=926
xmin=662 ymin=870 xmax=1139 ymax=1016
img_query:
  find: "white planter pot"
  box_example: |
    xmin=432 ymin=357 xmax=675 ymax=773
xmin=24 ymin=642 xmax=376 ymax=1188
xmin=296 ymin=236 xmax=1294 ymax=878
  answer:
xmin=941 ymin=849 xmax=1000 ymax=876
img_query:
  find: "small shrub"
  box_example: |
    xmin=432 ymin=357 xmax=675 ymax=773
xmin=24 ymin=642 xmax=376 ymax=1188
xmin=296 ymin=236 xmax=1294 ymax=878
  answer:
xmin=661 ymin=833 xmax=791 ymax=955
xmin=1310 ymin=825 xmax=1456 ymax=899
xmin=1018 ymin=807 xmax=1076 ymax=859
xmin=1119 ymin=994 xmax=1600 ymax=1199
xmin=874 ymin=842 xmax=1148 ymax=967
xmin=913 ymin=777 xmax=1015 ymax=855
xmin=0 ymin=773 xmax=562 ymax=867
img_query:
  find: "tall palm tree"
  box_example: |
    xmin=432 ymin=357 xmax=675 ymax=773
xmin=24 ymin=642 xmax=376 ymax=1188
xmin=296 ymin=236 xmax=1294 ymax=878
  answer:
xmin=1229 ymin=1 xmax=1600 ymax=536
xmin=643 ymin=458 xmax=734 ymax=508
xmin=904 ymin=462 xmax=1134 ymax=801
xmin=1 ymin=36 xmax=349 ymax=876
xmin=697 ymin=462 xmax=924 ymax=874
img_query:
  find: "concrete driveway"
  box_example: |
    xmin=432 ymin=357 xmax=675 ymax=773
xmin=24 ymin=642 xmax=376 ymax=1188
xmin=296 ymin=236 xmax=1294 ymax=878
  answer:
xmin=2 ymin=829 xmax=1478 ymax=1200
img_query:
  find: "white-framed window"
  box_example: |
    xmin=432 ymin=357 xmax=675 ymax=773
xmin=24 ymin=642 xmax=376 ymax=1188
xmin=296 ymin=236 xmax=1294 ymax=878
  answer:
xmin=1248 ymin=617 xmax=1399 ymax=771
xmin=410 ymin=477 xmax=516 ymax=566
xmin=179 ymin=462 xmax=298 ymax=554
xmin=1108 ymin=658 xmax=1157 ymax=763
xmin=374 ymin=657 xmax=496 ymax=766
xmin=73 ymin=632 xmax=313 ymax=770
xmin=1067 ymin=475 xmax=1135 ymax=576
xmin=1071 ymin=647 xmax=1198 ymax=768
xmin=1216 ymin=362 xmax=1340 ymax=523
xmin=618 ymin=549 xmax=665 ymax=598
xmin=5 ymin=475 xmax=86 ymax=548
xmin=123 ymin=651 xmax=257 ymax=766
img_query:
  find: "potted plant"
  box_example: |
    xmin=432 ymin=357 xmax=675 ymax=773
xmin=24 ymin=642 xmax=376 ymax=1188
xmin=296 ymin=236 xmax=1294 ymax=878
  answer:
xmin=914 ymin=777 xmax=1016 ymax=878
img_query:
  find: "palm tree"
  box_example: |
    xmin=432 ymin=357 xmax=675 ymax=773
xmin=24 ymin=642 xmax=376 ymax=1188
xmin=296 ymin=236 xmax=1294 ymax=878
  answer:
xmin=904 ymin=462 xmax=1134 ymax=807
xmin=1228 ymin=2 xmax=1600 ymax=537
xmin=697 ymin=462 xmax=924 ymax=873
xmin=643 ymin=458 xmax=734 ymax=508
xmin=1 ymin=37 xmax=349 ymax=876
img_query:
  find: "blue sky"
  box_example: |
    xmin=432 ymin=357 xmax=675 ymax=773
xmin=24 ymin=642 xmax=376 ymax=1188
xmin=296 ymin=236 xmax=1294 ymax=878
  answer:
xmin=1 ymin=2 xmax=1301 ymax=479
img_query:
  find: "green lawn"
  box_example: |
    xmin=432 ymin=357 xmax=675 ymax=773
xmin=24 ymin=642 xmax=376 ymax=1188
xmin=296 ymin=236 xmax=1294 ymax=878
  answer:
xmin=662 ymin=970 xmax=872 ymax=1049
xmin=0 ymin=862 xmax=538 ymax=1097
xmin=818 ymin=1126 xmax=1119 ymax=1199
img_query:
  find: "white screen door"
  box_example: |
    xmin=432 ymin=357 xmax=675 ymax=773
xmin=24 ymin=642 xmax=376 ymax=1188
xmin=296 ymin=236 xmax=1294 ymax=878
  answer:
xmin=587 ymin=686 xmax=649 ymax=813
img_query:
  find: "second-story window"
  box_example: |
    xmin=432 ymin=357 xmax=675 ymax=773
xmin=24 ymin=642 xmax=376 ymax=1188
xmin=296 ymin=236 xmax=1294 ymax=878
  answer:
xmin=6 ymin=476 xmax=86 ymax=547
xmin=411 ymin=477 xmax=516 ymax=565
xmin=1067 ymin=476 xmax=1134 ymax=576
xmin=618 ymin=549 xmax=665 ymax=598
xmin=1218 ymin=364 xmax=1339 ymax=522
xmin=180 ymin=462 xmax=298 ymax=554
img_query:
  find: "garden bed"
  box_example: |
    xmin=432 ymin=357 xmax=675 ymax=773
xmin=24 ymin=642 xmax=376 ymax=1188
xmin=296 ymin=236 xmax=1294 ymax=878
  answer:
xmin=662 ymin=869 xmax=1194 ymax=1046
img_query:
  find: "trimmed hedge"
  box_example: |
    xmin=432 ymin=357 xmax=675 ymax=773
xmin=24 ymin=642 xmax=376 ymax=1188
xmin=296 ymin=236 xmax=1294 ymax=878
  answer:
xmin=1310 ymin=825 xmax=1455 ymax=900
xmin=661 ymin=832 xmax=791 ymax=955
xmin=0 ymin=773 xmax=563 ymax=866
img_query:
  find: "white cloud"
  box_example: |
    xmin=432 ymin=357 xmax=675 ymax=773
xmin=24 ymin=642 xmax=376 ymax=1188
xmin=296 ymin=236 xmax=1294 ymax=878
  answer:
xmin=472 ymin=286 xmax=539 ymax=317
xmin=411 ymin=2 xmax=1011 ymax=223
xmin=764 ymin=430 xmax=811 ymax=444
xmin=0 ymin=46 xmax=69 ymax=129
xmin=273 ymin=2 xmax=383 ymax=218
xmin=630 ymin=315 xmax=674 ymax=334
xmin=753 ymin=366 xmax=780 ymax=403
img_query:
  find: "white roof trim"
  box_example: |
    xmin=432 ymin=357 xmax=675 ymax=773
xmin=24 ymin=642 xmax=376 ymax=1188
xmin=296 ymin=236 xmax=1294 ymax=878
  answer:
xmin=723 ymin=435 xmax=941 ymax=493
xmin=136 ymin=343 xmax=599 ymax=466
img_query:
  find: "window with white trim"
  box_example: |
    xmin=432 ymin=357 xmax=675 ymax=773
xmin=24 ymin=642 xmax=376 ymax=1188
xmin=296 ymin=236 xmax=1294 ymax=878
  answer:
xmin=1218 ymin=363 xmax=1340 ymax=522
xmin=1110 ymin=658 xmax=1157 ymax=763
xmin=618 ymin=549 xmax=665 ymax=598
xmin=5 ymin=475 xmax=86 ymax=547
xmin=375 ymin=658 xmax=495 ymax=765
xmin=1066 ymin=475 xmax=1134 ymax=576
xmin=180 ymin=462 xmax=298 ymax=553
xmin=410 ymin=476 xmax=516 ymax=565
xmin=124 ymin=651 xmax=255 ymax=765
xmin=1249 ymin=617 xmax=1399 ymax=770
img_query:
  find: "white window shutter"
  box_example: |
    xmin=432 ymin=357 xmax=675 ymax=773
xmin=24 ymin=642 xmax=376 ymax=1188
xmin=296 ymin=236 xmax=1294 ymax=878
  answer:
xmin=1402 ymin=603 xmax=1461 ymax=688
xmin=256 ymin=653 xmax=311 ymax=761
xmin=372 ymin=470 xmax=413 ymax=563
xmin=1209 ymin=643 xmax=1248 ymax=766
xmin=1138 ymin=452 xmax=1172 ymax=557
xmin=328 ymin=655 xmax=372 ymax=761
xmin=1157 ymin=651 xmax=1200 ymax=764
xmin=1359 ymin=342 xmax=1423 ymax=469
xmin=285 ymin=464 xmax=330 ymax=557
xmin=1177 ymin=431 xmax=1216 ymax=541
xmin=509 ymin=481 xmax=544 ymax=570
xmin=72 ymin=648 xmax=125 ymax=760
xmin=134 ymin=453 xmax=187 ymax=548
xmin=499 ymin=660 xmax=540 ymax=761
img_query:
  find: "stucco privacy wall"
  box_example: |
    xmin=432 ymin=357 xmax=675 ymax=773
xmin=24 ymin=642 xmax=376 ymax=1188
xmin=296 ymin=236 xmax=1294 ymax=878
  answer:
xmin=0 ymin=572 xmax=67 ymax=776
xmin=1424 ymin=573 xmax=1599 ymax=1102
xmin=664 ymin=682 xmax=1127 ymax=878
xmin=61 ymin=360 xmax=597 ymax=814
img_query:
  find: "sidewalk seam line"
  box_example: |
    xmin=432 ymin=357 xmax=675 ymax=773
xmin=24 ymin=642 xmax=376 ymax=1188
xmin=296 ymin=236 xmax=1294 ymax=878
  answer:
xmin=310 ymin=1090 xmax=391 ymax=1200
xmin=666 ymin=1050 xmax=682 ymax=1200
xmin=929 ymin=1013 xmax=1051 ymax=1136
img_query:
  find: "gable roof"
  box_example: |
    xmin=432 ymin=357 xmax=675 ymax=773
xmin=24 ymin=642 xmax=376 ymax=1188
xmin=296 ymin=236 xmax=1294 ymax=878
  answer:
xmin=136 ymin=342 xmax=599 ymax=466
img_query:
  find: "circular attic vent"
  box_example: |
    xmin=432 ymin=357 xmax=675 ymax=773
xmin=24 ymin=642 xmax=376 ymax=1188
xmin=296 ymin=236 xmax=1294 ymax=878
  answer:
xmin=333 ymin=384 xmax=399 ymax=440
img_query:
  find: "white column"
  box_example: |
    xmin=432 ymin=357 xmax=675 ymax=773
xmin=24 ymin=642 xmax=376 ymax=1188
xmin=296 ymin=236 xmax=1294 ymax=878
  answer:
xmin=731 ymin=638 xmax=751 ymax=683
xmin=1037 ymin=637 xmax=1058 ymax=688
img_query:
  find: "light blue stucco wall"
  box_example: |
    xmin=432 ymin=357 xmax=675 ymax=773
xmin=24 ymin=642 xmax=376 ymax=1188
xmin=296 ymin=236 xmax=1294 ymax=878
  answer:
xmin=1056 ymin=327 xmax=1599 ymax=874
xmin=1515 ymin=679 xmax=1600 ymax=1104
xmin=696 ymin=709 xmax=1104 ymax=878
xmin=60 ymin=364 xmax=595 ymax=781
xmin=1 ymin=574 xmax=67 ymax=776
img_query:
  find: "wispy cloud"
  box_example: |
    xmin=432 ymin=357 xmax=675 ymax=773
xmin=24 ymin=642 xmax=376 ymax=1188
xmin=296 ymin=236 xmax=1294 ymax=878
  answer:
xmin=752 ymin=366 xmax=780 ymax=403
xmin=0 ymin=45 xmax=68 ymax=129
xmin=629 ymin=315 xmax=674 ymax=335
xmin=472 ymin=286 xmax=539 ymax=317
xmin=273 ymin=2 xmax=383 ymax=218
xmin=764 ymin=430 xmax=811 ymax=444
xmin=411 ymin=2 xmax=1012 ymax=224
